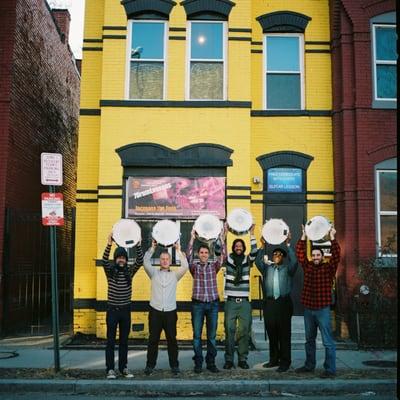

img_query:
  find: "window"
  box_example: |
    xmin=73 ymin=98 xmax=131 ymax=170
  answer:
xmin=372 ymin=24 xmax=397 ymax=102
xmin=264 ymin=34 xmax=304 ymax=109
xmin=127 ymin=21 xmax=167 ymax=99
xmin=187 ymin=21 xmax=226 ymax=100
xmin=376 ymin=166 xmax=397 ymax=257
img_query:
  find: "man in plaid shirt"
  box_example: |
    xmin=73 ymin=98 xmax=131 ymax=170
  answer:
xmin=187 ymin=226 xmax=227 ymax=373
xmin=295 ymin=225 xmax=340 ymax=378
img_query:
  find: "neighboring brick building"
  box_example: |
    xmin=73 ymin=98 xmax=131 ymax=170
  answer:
xmin=0 ymin=0 xmax=80 ymax=335
xmin=330 ymin=0 xmax=397 ymax=344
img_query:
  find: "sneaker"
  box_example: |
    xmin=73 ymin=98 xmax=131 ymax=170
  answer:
xmin=238 ymin=361 xmax=250 ymax=369
xmin=144 ymin=366 xmax=154 ymax=376
xmin=223 ymin=361 xmax=234 ymax=370
xmin=295 ymin=366 xmax=314 ymax=373
xmin=194 ymin=365 xmax=202 ymax=373
xmin=121 ymin=368 xmax=134 ymax=378
xmin=320 ymin=370 xmax=336 ymax=379
xmin=106 ymin=369 xmax=117 ymax=379
xmin=262 ymin=361 xmax=279 ymax=368
xmin=206 ymin=364 xmax=219 ymax=373
xmin=171 ymin=367 xmax=180 ymax=375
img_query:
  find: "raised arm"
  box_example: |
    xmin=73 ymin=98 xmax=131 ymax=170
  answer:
xmin=174 ymin=242 xmax=189 ymax=280
xmin=143 ymin=240 xmax=156 ymax=278
xmin=213 ymin=223 xmax=227 ymax=272
xmin=102 ymin=232 xmax=113 ymax=278
xmin=128 ymin=241 xmax=143 ymax=279
xmin=248 ymin=224 xmax=258 ymax=263
xmin=187 ymin=228 xmax=196 ymax=274
xmin=295 ymin=224 xmax=309 ymax=268
xmin=327 ymin=227 xmax=341 ymax=273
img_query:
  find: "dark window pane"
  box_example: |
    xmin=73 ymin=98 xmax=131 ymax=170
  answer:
xmin=266 ymin=73 xmax=301 ymax=109
xmin=266 ymin=36 xmax=299 ymax=71
xmin=379 ymin=171 xmax=397 ymax=211
xmin=132 ymin=22 xmax=164 ymax=59
xmin=191 ymin=23 xmax=223 ymax=60
xmin=377 ymin=65 xmax=397 ymax=99
xmin=380 ymin=215 xmax=397 ymax=255
xmin=130 ymin=62 xmax=163 ymax=99
xmin=190 ymin=62 xmax=223 ymax=99
xmin=376 ymin=27 xmax=397 ymax=61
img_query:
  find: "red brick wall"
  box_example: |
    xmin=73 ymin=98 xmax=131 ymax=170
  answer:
xmin=330 ymin=0 xmax=397 ymax=333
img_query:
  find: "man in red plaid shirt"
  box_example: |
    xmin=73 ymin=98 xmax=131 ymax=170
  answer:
xmin=295 ymin=225 xmax=340 ymax=378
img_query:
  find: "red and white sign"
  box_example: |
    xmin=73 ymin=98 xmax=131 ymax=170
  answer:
xmin=41 ymin=153 xmax=63 ymax=186
xmin=42 ymin=193 xmax=64 ymax=226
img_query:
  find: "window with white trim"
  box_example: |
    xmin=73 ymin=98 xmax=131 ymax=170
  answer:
xmin=127 ymin=20 xmax=167 ymax=100
xmin=372 ymin=24 xmax=397 ymax=102
xmin=375 ymin=165 xmax=397 ymax=257
xmin=187 ymin=21 xmax=226 ymax=100
xmin=264 ymin=34 xmax=304 ymax=109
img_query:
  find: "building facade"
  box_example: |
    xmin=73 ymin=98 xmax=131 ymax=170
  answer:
xmin=74 ymin=0 xmax=336 ymax=340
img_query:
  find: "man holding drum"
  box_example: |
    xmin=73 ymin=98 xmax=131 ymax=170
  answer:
xmin=255 ymin=233 xmax=298 ymax=373
xmin=295 ymin=225 xmax=340 ymax=378
xmin=143 ymin=240 xmax=189 ymax=376
xmin=102 ymin=232 xmax=143 ymax=379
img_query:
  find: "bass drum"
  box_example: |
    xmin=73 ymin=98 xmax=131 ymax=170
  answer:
xmin=261 ymin=218 xmax=290 ymax=245
xmin=112 ymin=219 xmax=141 ymax=248
xmin=226 ymin=208 xmax=253 ymax=236
xmin=193 ymin=213 xmax=223 ymax=244
xmin=152 ymin=220 xmax=180 ymax=247
xmin=305 ymin=215 xmax=331 ymax=241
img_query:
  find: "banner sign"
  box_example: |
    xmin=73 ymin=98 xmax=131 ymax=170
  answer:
xmin=267 ymin=168 xmax=302 ymax=193
xmin=42 ymin=193 xmax=64 ymax=226
xmin=126 ymin=177 xmax=226 ymax=218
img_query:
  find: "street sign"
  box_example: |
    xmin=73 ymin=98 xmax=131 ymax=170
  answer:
xmin=41 ymin=192 xmax=64 ymax=226
xmin=41 ymin=153 xmax=63 ymax=186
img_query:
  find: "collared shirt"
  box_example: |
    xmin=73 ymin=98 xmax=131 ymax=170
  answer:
xmin=143 ymin=248 xmax=189 ymax=312
xmin=187 ymin=240 xmax=227 ymax=302
xmin=255 ymin=245 xmax=298 ymax=298
xmin=296 ymin=239 xmax=341 ymax=310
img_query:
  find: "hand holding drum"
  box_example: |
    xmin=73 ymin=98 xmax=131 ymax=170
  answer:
xmin=226 ymin=208 xmax=254 ymax=236
xmin=152 ymin=219 xmax=180 ymax=247
xmin=112 ymin=219 xmax=141 ymax=248
xmin=261 ymin=218 xmax=290 ymax=245
xmin=193 ymin=213 xmax=223 ymax=244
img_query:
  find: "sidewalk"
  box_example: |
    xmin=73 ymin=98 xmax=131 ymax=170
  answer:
xmin=0 ymin=336 xmax=397 ymax=397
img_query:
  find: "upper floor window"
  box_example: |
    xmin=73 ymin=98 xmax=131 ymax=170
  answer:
xmin=127 ymin=21 xmax=167 ymax=100
xmin=187 ymin=21 xmax=226 ymax=100
xmin=264 ymin=34 xmax=304 ymax=109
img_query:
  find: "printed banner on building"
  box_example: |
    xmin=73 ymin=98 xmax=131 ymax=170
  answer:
xmin=126 ymin=177 xmax=226 ymax=218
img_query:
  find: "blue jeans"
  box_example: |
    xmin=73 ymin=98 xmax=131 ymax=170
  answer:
xmin=304 ymin=306 xmax=336 ymax=373
xmin=192 ymin=300 xmax=219 ymax=366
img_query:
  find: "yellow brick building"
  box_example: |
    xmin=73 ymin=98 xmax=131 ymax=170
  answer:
xmin=74 ymin=0 xmax=334 ymax=340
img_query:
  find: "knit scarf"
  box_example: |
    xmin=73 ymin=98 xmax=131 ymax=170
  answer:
xmin=231 ymin=253 xmax=245 ymax=285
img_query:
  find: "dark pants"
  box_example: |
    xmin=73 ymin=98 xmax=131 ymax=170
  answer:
xmin=263 ymin=296 xmax=293 ymax=368
xmin=192 ymin=300 xmax=219 ymax=367
xmin=146 ymin=307 xmax=178 ymax=368
xmin=106 ymin=305 xmax=131 ymax=372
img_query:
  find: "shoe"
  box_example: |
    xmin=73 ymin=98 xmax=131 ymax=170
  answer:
xmin=121 ymin=368 xmax=134 ymax=378
xmin=276 ymin=366 xmax=289 ymax=373
xmin=262 ymin=361 xmax=279 ymax=368
xmin=194 ymin=365 xmax=202 ymax=373
xmin=223 ymin=361 xmax=234 ymax=370
xmin=106 ymin=369 xmax=116 ymax=379
xmin=171 ymin=367 xmax=180 ymax=375
xmin=144 ymin=366 xmax=153 ymax=376
xmin=295 ymin=366 xmax=314 ymax=373
xmin=320 ymin=370 xmax=336 ymax=379
xmin=238 ymin=361 xmax=250 ymax=369
xmin=206 ymin=364 xmax=219 ymax=373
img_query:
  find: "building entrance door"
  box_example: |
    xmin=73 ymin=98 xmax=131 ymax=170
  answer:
xmin=265 ymin=204 xmax=305 ymax=316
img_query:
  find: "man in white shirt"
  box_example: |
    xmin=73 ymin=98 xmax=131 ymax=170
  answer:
xmin=143 ymin=240 xmax=189 ymax=375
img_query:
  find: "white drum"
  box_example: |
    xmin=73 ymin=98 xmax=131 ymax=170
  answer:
xmin=112 ymin=219 xmax=141 ymax=248
xmin=152 ymin=220 xmax=180 ymax=247
xmin=194 ymin=214 xmax=223 ymax=242
xmin=262 ymin=219 xmax=290 ymax=245
xmin=227 ymin=208 xmax=253 ymax=236
xmin=305 ymin=216 xmax=331 ymax=241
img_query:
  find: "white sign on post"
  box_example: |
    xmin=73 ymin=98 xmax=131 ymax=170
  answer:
xmin=41 ymin=153 xmax=63 ymax=186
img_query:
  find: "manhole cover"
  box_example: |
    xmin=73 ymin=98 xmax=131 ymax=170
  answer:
xmin=362 ymin=360 xmax=397 ymax=368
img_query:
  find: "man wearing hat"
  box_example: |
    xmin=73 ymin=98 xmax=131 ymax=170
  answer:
xmin=102 ymin=232 xmax=143 ymax=379
xmin=255 ymin=233 xmax=298 ymax=372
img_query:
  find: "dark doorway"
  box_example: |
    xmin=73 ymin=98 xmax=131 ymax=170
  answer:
xmin=265 ymin=204 xmax=305 ymax=316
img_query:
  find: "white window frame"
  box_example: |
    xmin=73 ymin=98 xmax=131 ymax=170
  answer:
xmin=371 ymin=23 xmax=397 ymax=103
xmin=125 ymin=20 xmax=168 ymax=100
xmin=185 ymin=20 xmax=227 ymax=101
xmin=375 ymin=168 xmax=397 ymax=258
xmin=263 ymin=33 xmax=305 ymax=110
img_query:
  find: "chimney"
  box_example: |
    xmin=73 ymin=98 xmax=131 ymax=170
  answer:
xmin=51 ymin=9 xmax=71 ymax=44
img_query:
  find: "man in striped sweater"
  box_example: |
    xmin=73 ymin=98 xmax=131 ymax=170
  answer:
xmin=223 ymin=224 xmax=257 ymax=370
xmin=102 ymin=232 xmax=143 ymax=379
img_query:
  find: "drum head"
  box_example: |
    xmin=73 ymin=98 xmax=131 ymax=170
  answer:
xmin=227 ymin=208 xmax=253 ymax=235
xmin=152 ymin=220 xmax=180 ymax=247
xmin=194 ymin=214 xmax=222 ymax=241
xmin=262 ymin=219 xmax=289 ymax=245
xmin=112 ymin=219 xmax=141 ymax=248
xmin=305 ymin=216 xmax=331 ymax=241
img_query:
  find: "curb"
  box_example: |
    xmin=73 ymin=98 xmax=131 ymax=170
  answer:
xmin=0 ymin=378 xmax=396 ymax=396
